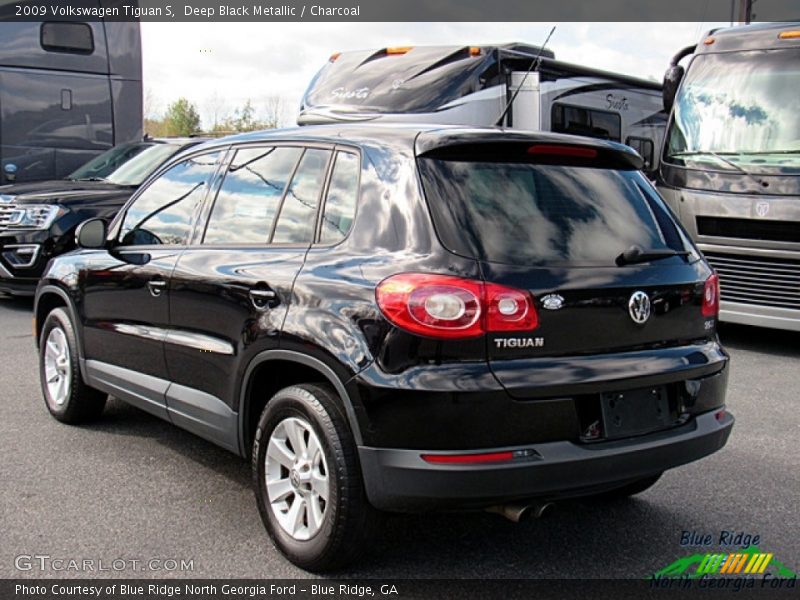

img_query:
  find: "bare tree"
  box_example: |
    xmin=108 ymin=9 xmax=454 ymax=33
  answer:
xmin=143 ymin=87 xmax=161 ymax=120
xmin=262 ymin=95 xmax=287 ymax=129
xmin=204 ymin=92 xmax=230 ymax=131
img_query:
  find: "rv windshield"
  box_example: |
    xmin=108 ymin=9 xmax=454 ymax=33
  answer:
xmin=664 ymin=48 xmax=800 ymax=174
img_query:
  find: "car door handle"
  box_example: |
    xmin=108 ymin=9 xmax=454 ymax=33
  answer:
xmin=249 ymin=288 xmax=277 ymax=309
xmin=147 ymin=279 xmax=167 ymax=298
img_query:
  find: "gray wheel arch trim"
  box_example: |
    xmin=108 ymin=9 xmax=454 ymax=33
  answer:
xmin=238 ymin=349 xmax=363 ymax=456
xmin=34 ymin=285 xmax=88 ymax=378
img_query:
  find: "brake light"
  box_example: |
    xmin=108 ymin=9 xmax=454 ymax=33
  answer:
xmin=376 ymin=273 xmax=538 ymax=339
xmin=702 ymin=272 xmax=719 ymax=318
xmin=527 ymin=144 xmax=597 ymax=158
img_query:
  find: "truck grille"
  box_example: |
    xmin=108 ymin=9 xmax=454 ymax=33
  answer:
xmin=705 ymin=252 xmax=800 ymax=310
xmin=697 ymin=216 xmax=800 ymax=244
xmin=0 ymin=201 xmax=19 ymax=230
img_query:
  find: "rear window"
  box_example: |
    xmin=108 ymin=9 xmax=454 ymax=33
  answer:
xmin=418 ymin=159 xmax=687 ymax=266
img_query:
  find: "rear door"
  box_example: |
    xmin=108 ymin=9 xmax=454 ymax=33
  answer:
xmin=417 ymin=142 xmax=714 ymax=399
xmin=164 ymin=143 xmax=333 ymax=448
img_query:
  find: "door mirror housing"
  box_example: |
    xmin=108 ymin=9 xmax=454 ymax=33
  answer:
xmin=75 ymin=218 xmax=107 ymax=249
xmin=662 ymin=65 xmax=685 ymax=113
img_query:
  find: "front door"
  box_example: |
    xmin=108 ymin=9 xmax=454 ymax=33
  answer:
xmin=80 ymin=150 xmax=223 ymax=418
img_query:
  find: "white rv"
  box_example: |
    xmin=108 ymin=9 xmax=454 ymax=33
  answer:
xmin=299 ymin=44 xmax=666 ymax=174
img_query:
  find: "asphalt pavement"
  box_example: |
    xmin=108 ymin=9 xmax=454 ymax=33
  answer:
xmin=1 ymin=295 xmax=798 ymax=580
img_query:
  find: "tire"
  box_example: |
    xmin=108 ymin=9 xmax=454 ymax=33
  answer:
xmin=593 ymin=473 xmax=663 ymax=501
xmin=39 ymin=307 xmax=106 ymax=424
xmin=252 ymin=383 xmax=381 ymax=571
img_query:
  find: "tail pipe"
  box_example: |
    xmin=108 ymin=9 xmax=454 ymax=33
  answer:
xmin=487 ymin=501 xmax=554 ymax=523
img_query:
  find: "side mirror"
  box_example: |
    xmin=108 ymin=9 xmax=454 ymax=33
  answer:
xmin=662 ymin=65 xmax=685 ymax=113
xmin=75 ymin=218 xmax=107 ymax=249
xmin=3 ymin=163 xmax=17 ymax=183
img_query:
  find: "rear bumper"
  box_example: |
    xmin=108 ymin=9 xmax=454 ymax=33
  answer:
xmin=359 ymin=409 xmax=733 ymax=511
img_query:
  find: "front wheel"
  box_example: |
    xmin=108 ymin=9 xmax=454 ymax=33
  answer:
xmin=38 ymin=307 xmax=106 ymax=423
xmin=252 ymin=384 xmax=381 ymax=571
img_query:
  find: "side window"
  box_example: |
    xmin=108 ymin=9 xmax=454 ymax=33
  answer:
xmin=552 ymin=104 xmax=621 ymax=142
xmin=119 ymin=152 xmax=220 ymax=246
xmin=203 ymin=147 xmax=303 ymax=245
xmin=272 ymin=148 xmax=332 ymax=244
xmin=40 ymin=22 xmax=94 ymax=54
xmin=626 ymin=136 xmax=655 ymax=171
xmin=319 ymin=152 xmax=359 ymax=244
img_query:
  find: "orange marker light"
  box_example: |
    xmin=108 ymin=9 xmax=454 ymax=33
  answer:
xmin=386 ymin=46 xmax=413 ymax=55
xmin=469 ymin=46 xmax=481 ymax=56
xmin=703 ymin=37 xmax=715 ymax=45
xmin=329 ymin=52 xmax=341 ymax=62
xmin=778 ymin=30 xmax=800 ymax=39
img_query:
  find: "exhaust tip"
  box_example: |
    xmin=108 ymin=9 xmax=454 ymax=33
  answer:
xmin=486 ymin=501 xmax=554 ymax=523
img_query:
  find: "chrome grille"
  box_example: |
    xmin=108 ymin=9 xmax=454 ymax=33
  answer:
xmin=0 ymin=201 xmax=19 ymax=230
xmin=705 ymin=252 xmax=800 ymax=310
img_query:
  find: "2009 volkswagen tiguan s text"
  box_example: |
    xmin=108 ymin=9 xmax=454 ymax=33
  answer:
xmin=34 ymin=125 xmax=733 ymax=571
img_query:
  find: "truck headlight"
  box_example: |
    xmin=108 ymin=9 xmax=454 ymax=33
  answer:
xmin=7 ymin=205 xmax=64 ymax=230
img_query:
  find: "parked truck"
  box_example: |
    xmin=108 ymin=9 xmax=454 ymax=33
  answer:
xmin=658 ymin=22 xmax=800 ymax=331
xmin=0 ymin=14 xmax=142 ymax=184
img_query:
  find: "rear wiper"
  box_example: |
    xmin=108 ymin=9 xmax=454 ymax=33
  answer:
xmin=615 ymin=245 xmax=689 ymax=266
xmin=76 ymin=177 xmax=106 ymax=182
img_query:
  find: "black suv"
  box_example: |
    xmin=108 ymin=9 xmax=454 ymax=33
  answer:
xmin=34 ymin=125 xmax=733 ymax=571
xmin=0 ymin=138 xmax=204 ymax=296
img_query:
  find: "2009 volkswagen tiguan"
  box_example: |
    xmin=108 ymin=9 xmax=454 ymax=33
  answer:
xmin=34 ymin=125 xmax=733 ymax=571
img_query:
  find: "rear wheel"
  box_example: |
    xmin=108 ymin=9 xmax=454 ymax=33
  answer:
xmin=593 ymin=473 xmax=663 ymax=500
xmin=252 ymin=383 xmax=381 ymax=571
xmin=39 ymin=308 xmax=106 ymax=423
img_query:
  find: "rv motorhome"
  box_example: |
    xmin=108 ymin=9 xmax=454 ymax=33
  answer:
xmin=659 ymin=22 xmax=800 ymax=331
xmin=298 ymin=44 xmax=667 ymax=174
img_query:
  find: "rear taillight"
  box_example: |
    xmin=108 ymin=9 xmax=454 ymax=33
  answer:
xmin=702 ymin=272 xmax=719 ymax=317
xmin=376 ymin=273 xmax=539 ymax=339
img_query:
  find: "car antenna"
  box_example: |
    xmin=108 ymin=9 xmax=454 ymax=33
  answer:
xmin=495 ymin=26 xmax=556 ymax=127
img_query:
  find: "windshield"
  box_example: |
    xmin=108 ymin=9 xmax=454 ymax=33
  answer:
xmin=665 ymin=49 xmax=800 ymax=174
xmin=419 ymin=159 xmax=690 ymax=267
xmin=68 ymin=142 xmax=153 ymax=181
xmin=105 ymin=144 xmax=185 ymax=186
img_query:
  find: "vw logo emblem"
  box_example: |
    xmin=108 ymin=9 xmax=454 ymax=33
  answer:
xmin=628 ymin=291 xmax=651 ymax=324
xmin=755 ymin=201 xmax=769 ymax=217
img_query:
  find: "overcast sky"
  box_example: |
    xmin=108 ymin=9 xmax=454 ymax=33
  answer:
xmin=141 ymin=22 xmax=729 ymax=128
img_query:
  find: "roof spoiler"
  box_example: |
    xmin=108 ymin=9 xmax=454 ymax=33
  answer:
xmin=416 ymin=133 xmax=644 ymax=171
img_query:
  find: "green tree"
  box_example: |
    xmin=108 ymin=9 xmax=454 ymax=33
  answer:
xmin=163 ymin=97 xmax=201 ymax=136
